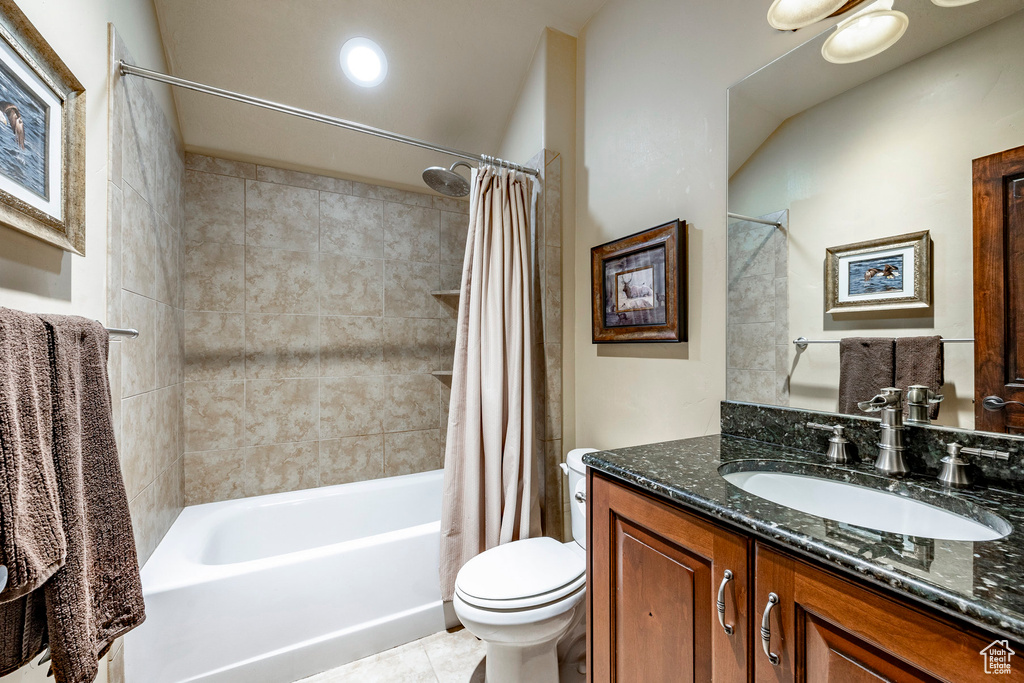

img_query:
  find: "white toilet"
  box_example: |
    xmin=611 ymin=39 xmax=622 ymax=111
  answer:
xmin=453 ymin=448 xmax=597 ymax=683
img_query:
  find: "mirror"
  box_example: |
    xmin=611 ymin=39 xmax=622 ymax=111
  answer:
xmin=727 ymin=0 xmax=1024 ymax=431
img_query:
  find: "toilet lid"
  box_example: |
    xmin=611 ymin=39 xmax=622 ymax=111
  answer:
xmin=455 ymin=537 xmax=585 ymax=608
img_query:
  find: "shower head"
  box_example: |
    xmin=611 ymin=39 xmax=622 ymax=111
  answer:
xmin=423 ymin=161 xmax=472 ymax=197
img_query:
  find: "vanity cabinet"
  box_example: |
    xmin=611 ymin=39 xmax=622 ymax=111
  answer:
xmin=587 ymin=471 xmax=751 ymax=682
xmin=588 ymin=471 xmax=1013 ymax=683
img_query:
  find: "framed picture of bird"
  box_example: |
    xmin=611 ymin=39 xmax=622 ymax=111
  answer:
xmin=825 ymin=230 xmax=931 ymax=314
xmin=0 ymin=0 xmax=85 ymax=253
xmin=590 ymin=219 xmax=687 ymax=343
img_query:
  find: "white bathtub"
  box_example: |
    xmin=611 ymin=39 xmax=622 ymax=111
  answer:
xmin=125 ymin=470 xmax=446 ymax=683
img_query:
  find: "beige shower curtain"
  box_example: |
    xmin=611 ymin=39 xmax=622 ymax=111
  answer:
xmin=439 ymin=165 xmax=540 ymax=601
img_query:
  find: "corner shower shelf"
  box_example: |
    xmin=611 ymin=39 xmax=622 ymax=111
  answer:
xmin=430 ymin=289 xmax=461 ymax=297
xmin=431 ymin=370 xmax=453 ymax=377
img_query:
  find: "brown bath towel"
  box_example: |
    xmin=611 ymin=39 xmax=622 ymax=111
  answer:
xmin=36 ymin=315 xmax=145 ymax=683
xmin=0 ymin=307 xmax=65 ymax=601
xmin=896 ymin=335 xmax=944 ymax=419
xmin=838 ymin=337 xmax=895 ymax=415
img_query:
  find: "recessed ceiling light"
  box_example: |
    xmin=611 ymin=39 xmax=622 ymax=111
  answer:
xmin=767 ymin=0 xmax=854 ymax=31
xmin=821 ymin=0 xmax=909 ymax=64
xmin=340 ymin=37 xmax=387 ymax=87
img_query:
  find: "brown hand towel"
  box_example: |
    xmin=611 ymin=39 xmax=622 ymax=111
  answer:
xmin=895 ymin=335 xmax=944 ymax=420
xmin=838 ymin=337 xmax=895 ymax=415
xmin=35 ymin=315 xmax=145 ymax=683
xmin=0 ymin=307 xmax=66 ymax=602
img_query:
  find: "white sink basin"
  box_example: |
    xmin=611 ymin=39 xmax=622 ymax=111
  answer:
xmin=721 ymin=469 xmax=1010 ymax=542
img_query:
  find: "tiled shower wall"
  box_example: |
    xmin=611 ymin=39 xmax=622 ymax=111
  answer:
xmin=180 ymin=154 xmax=469 ymax=504
xmin=726 ymin=210 xmax=789 ymax=405
xmin=106 ymin=27 xmax=186 ymax=573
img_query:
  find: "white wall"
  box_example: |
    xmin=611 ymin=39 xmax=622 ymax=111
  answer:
xmin=730 ymin=12 xmax=1024 ymax=428
xmin=574 ymin=0 xmax=810 ymax=449
xmin=0 ymin=2 xmax=176 ymax=682
xmin=0 ymin=0 xmax=177 ymax=323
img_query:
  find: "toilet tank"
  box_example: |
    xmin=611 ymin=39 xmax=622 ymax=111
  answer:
xmin=565 ymin=448 xmax=598 ymax=549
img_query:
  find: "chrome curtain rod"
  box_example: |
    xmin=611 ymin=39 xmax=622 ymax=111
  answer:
xmin=118 ymin=62 xmax=540 ymax=178
xmin=794 ymin=336 xmax=972 ymax=350
xmin=728 ymin=212 xmax=783 ymax=228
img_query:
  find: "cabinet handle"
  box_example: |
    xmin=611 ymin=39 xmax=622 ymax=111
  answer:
xmin=716 ymin=570 xmax=734 ymax=635
xmin=761 ymin=592 xmax=780 ymax=666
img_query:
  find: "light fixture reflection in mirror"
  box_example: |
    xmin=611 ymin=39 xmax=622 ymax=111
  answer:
xmin=932 ymin=0 xmax=980 ymax=6
xmin=767 ymin=0 xmax=853 ymax=30
xmin=821 ymin=0 xmax=910 ymax=64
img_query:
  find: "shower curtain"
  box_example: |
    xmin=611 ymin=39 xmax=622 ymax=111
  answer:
xmin=439 ymin=165 xmax=540 ymax=601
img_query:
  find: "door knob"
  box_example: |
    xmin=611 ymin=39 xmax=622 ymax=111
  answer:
xmin=983 ymin=396 xmax=1024 ymax=412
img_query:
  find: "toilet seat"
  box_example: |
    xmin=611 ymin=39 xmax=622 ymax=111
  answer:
xmin=455 ymin=537 xmax=586 ymax=612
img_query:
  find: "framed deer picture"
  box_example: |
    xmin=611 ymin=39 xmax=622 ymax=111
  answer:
xmin=591 ymin=219 xmax=687 ymax=343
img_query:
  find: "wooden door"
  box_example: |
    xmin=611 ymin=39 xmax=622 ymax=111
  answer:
xmin=974 ymin=144 xmax=1024 ymax=433
xmin=754 ymin=544 xmax=1013 ymax=682
xmin=588 ymin=472 xmax=750 ymax=683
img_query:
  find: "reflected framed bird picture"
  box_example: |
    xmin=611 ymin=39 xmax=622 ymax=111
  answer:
xmin=825 ymin=230 xmax=931 ymax=314
xmin=0 ymin=0 xmax=85 ymax=254
xmin=591 ymin=219 xmax=687 ymax=342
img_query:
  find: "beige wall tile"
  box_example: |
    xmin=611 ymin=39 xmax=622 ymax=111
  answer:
xmin=383 ymin=318 xmax=439 ymax=375
xmin=319 ymin=435 xmax=384 ymax=486
xmin=385 ymin=429 xmax=441 ymax=476
xmin=184 ymin=381 xmax=245 ymax=452
xmin=384 ymin=374 xmax=438 ymax=433
xmin=384 ymin=260 xmax=439 ymax=318
xmin=155 ymin=302 xmax=182 ymax=388
xmin=121 ymin=390 xmax=158 ymax=500
xmin=129 ymin=458 xmax=183 ymax=568
xmin=184 ymin=311 xmax=245 ymax=381
xmin=107 ymin=184 xmax=123 ymax=325
xmin=439 ymin=318 xmax=456 ymax=372
xmin=257 ymin=165 xmax=335 ymax=192
xmin=440 ymin=211 xmax=469 ymax=266
xmin=122 ymin=290 xmax=156 ymax=397
xmin=320 ymin=376 xmax=384 ymax=438
xmin=432 ymin=195 xmax=470 ymax=214
xmin=384 ymin=203 xmax=440 ymax=262
xmin=154 ymin=384 xmax=182 ymax=479
xmin=184 ymin=170 xmax=245 ymax=245
xmin=245 ymin=378 xmax=319 ymax=445
xmin=122 ymin=184 xmax=158 ymax=299
xmin=320 ymin=316 xmax=383 ymax=377
xmin=543 ymin=155 xmax=562 ymax=248
xmin=352 ymin=182 xmax=434 ymax=208
xmin=246 ymin=246 xmax=319 ymax=314
xmin=185 ymin=153 xmax=256 ymax=179
xmin=320 ymin=192 xmax=384 ymax=258
xmin=320 ymin=253 xmax=383 ymax=317
xmin=184 ymin=449 xmax=246 ymax=505
xmin=440 ymin=264 xmax=463 ymax=291
xmin=245 ymin=180 xmax=319 ymax=252
xmin=544 ymin=343 xmax=562 ymax=441
xmin=152 ymin=214 xmax=183 ymax=309
xmin=544 ymin=246 xmax=562 ymax=344
xmin=245 ymin=314 xmax=319 ymax=379
xmin=244 ymin=441 xmax=318 ymax=496
xmin=185 ymin=242 xmax=245 ymax=312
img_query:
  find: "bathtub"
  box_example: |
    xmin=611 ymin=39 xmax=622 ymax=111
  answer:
xmin=125 ymin=470 xmax=446 ymax=683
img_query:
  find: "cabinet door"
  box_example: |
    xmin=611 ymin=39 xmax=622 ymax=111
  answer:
xmin=588 ymin=472 xmax=750 ymax=683
xmin=754 ymin=544 xmax=1014 ymax=682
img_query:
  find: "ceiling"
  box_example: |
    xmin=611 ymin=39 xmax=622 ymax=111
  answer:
xmin=152 ymin=0 xmax=606 ymax=192
xmin=729 ymin=0 xmax=1024 ymax=177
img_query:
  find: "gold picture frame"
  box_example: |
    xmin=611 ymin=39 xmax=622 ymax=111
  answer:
xmin=825 ymin=230 xmax=931 ymax=314
xmin=0 ymin=0 xmax=86 ymax=254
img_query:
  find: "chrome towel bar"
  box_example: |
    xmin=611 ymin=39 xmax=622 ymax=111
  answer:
xmin=793 ymin=336 xmax=972 ymax=350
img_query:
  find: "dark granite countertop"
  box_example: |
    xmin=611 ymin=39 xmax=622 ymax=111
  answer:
xmin=584 ymin=434 xmax=1024 ymax=642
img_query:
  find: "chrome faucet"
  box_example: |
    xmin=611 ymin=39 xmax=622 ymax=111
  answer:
xmin=857 ymin=387 xmax=909 ymax=477
xmin=905 ymin=384 xmax=944 ymax=426
xmin=806 ymin=422 xmax=854 ymax=464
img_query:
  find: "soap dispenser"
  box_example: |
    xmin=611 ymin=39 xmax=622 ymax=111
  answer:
xmin=937 ymin=442 xmax=972 ymax=489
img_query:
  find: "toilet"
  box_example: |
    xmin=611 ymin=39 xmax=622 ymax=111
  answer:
xmin=453 ymin=448 xmax=597 ymax=683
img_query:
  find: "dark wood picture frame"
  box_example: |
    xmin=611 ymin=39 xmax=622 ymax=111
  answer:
xmin=591 ymin=219 xmax=686 ymax=343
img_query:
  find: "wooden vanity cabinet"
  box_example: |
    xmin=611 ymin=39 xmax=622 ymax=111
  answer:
xmin=754 ymin=545 xmax=1003 ymax=683
xmin=588 ymin=471 xmax=752 ymax=682
xmin=589 ymin=471 xmax=1018 ymax=683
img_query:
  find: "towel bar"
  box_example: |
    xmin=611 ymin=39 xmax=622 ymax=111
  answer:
xmin=793 ymin=336 xmax=973 ymax=351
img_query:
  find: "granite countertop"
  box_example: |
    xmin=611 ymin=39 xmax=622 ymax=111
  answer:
xmin=584 ymin=434 xmax=1024 ymax=642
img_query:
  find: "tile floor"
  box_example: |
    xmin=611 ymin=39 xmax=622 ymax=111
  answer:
xmin=299 ymin=629 xmax=486 ymax=683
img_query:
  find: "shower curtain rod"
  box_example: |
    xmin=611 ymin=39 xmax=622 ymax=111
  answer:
xmin=727 ymin=212 xmax=783 ymax=228
xmin=118 ymin=62 xmax=540 ymax=177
